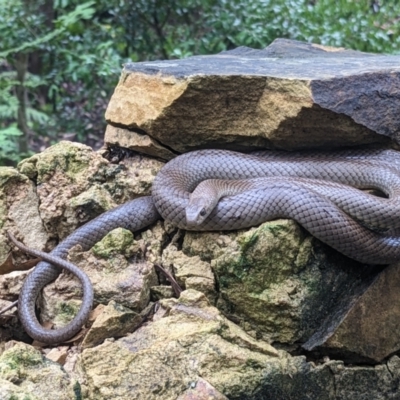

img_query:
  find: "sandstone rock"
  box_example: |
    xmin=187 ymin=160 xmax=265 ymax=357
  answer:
xmin=91 ymin=227 xmax=134 ymax=258
xmin=79 ymin=290 xmax=279 ymax=400
xmin=0 ymin=166 xmax=47 ymax=264
xmin=17 ymin=141 xmax=111 ymax=239
xmin=162 ymin=245 xmax=217 ymax=303
xmin=254 ymin=355 xmax=400 ymax=400
xmin=0 ymin=342 xmax=76 ymax=399
xmin=182 ymin=219 xmax=378 ymax=346
xmin=1 ymin=137 xmax=399 ymax=397
xmin=45 ymin=346 xmax=69 ymax=365
xmin=0 ymin=166 xmax=48 ymax=342
xmin=0 ymin=378 xmax=41 ymax=400
xmin=78 ymin=290 xmax=400 ymax=400
xmin=304 ymin=262 xmax=400 ymax=362
xmin=176 ymin=377 xmax=228 ymax=400
xmin=82 ymin=300 xmax=143 ymax=348
xmin=16 ymin=140 xmax=162 ymax=240
xmin=0 ymin=269 xmax=29 ymax=300
xmin=40 ymin=228 xmax=158 ymax=328
xmin=105 ymin=39 xmax=400 ymax=158
xmin=150 ymin=284 xmax=176 ymax=300
xmin=139 ymin=220 xmax=170 ymax=265
xmin=105 ymin=124 xmax=176 ymax=160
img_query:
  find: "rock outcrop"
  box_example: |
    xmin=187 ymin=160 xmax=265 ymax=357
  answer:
xmin=1 ymin=39 xmax=400 ymax=399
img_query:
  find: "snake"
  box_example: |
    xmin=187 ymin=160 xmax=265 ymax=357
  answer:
xmin=7 ymin=148 xmax=400 ymax=344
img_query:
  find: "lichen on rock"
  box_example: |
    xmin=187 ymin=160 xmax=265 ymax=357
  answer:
xmin=92 ymin=228 xmax=135 ymax=259
xmin=0 ymin=342 xmax=77 ymax=399
xmin=40 ymin=225 xmax=158 ymax=328
xmin=79 ymin=290 xmax=280 ymax=400
xmin=15 ymin=140 xmax=163 ymax=240
xmin=82 ymin=300 xmax=143 ymax=348
xmin=0 ymin=166 xmax=47 ymax=264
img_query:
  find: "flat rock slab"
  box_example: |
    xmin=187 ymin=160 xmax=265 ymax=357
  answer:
xmin=105 ymin=39 xmax=400 ymax=158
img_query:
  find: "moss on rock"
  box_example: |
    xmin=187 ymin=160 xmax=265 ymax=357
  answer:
xmin=0 ymin=343 xmax=76 ymax=399
xmin=92 ymin=228 xmax=134 ymax=259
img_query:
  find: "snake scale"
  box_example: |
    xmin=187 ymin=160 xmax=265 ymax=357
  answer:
xmin=9 ymin=148 xmax=400 ymax=343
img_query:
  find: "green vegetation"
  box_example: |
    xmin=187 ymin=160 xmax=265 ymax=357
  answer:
xmin=1 ymin=0 xmax=399 ymax=165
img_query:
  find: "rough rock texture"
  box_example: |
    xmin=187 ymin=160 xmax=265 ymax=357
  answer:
xmin=82 ymin=300 xmax=143 ymax=348
xmin=305 ymin=262 xmax=400 ymax=363
xmin=0 ymin=342 xmax=77 ymax=399
xmin=162 ymin=244 xmax=217 ymax=304
xmin=40 ymin=227 xmax=158 ymax=329
xmin=105 ymin=124 xmax=176 ymax=160
xmin=0 ymin=141 xmax=399 ymax=398
xmin=176 ymin=378 xmax=229 ymax=400
xmin=0 ymin=166 xmax=47 ymax=265
xmin=181 ymin=220 xmax=381 ymax=347
xmin=17 ymin=140 xmax=163 ymax=241
xmin=105 ymin=39 xmax=400 ymax=158
xmin=79 ymin=290 xmax=400 ymax=400
xmin=79 ymin=290 xmax=278 ymax=400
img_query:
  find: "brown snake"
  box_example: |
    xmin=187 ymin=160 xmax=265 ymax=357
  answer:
xmin=8 ymin=148 xmax=400 ymax=343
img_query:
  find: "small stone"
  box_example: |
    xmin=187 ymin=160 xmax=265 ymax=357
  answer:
xmin=92 ymin=228 xmax=134 ymax=259
xmin=82 ymin=300 xmax=142 ymax=348
xmin=162 ymin=248 xmax=217 ymax=303
xmin=177 ymin=377 xmax=229 ymax=400
xmin=45 ymin=347 xmax=69 ymax=365
xmin=150 ymin=285 xmax=176 ymax=300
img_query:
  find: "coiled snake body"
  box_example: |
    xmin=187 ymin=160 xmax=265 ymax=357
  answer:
xmin=9 ymin=148 xmax=400 ymax=343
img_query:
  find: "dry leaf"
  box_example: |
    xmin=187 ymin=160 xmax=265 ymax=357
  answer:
xmin=154 ymin=263 xmax=183 ymax=296
xmin=59 ymin=305 xmax=106 ymax=345
xmin=63 ymin=328 xmax=88 ymax=344
xmin=88 ymin=304 xmax=105 ymax=323
xmin=0 ymin=253 xmax=41 ymax=275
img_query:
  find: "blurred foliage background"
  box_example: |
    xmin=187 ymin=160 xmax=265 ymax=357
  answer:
xmin=1 ymin=0 xmax=400 ymax=165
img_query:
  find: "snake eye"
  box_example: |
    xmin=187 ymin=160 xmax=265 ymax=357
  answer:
xmin=200 ymin=208 xmax=207 ymax=217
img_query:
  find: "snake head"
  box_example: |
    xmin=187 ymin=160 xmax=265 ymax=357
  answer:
xmin=186 ymin=196 xmax=212 ymax=226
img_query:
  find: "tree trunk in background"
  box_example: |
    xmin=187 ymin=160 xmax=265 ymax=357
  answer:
xmin=29 ymin=0 xmax=55 ymax=108
xmin=14 ymin=52 xmax=29 ymax=155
